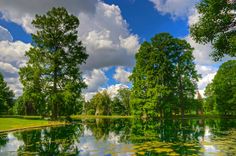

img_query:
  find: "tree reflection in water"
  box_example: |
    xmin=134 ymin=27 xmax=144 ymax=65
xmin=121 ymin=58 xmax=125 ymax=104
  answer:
xmin=14 ymin=124 xmax=83 ymax=155
xmin=0 ymin=118 xmax=236 ymax=155
xmin=0 ymin=134 xmax=8 ymax=147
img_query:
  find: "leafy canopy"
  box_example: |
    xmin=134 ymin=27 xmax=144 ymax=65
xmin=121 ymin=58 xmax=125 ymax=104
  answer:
xmin=206 ymin=60 xmax=236 ymax=115
xmin=18 ymin=7 xmax=88 ymax=118
xmin=130 ymin=33 xmax=199 ymax=118
xmin=190 ymin=0 xmax=236 ymax=60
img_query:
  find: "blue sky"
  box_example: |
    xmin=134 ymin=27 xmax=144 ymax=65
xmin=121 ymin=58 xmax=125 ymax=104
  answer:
xmin=0 ymin=0 xmax=225 ymax=99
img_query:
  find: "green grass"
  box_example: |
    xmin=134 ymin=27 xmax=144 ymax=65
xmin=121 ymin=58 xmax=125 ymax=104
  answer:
xmin=0 ymin=118 xmax=65 ymax=132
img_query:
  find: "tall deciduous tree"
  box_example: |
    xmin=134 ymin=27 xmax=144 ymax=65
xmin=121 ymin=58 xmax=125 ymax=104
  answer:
xmin=19 ymin=7 xmax=88 ymax=118
xmin=0 ymin=72 xmax=14 ymax=114
xmin=130 ymin=33 xmax=199 ymax=118
xmin=208 ymin=60 xmax=236 ymax=115
xmin=190 ymin=0 xmax=236 ymax=60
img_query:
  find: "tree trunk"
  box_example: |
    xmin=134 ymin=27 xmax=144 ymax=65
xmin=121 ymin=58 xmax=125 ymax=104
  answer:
xmin=179 ymin=76 xmax=184 ymax=118
xmin=52 ymin=58 xmax=58 ymax=120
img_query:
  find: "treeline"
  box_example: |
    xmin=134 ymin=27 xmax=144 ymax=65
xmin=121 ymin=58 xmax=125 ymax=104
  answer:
xmin=1 ymin=0 xmax=236 ymax=119
xmin=84 ymin=88 xmax=131 ymax=116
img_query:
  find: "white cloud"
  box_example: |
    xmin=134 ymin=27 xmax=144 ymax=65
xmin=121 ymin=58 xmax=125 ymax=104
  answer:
xmin=83 ymin=92 xmax=97 ymax=102
xmin=0 ymin=1 xmax=140 ymax=70
xmin=84 ymin=69 xmax=108 ymax=93
xmin=0 ymin=0 xmax=98 ymax=33
xmin=102 ymin=84 xmax=128 ymax=98
xmin=113 ymin=66 xmax=131 ymax=84
xmin=5 ymin=77 xmax=23 ymax=97
xmin=0 ymin=62 xmax=18 ymax=73
xmin=196 ymin=65 xmax=217 ymax=90
xmin=149 ymin=0 xmax=199 ymax=18
xmin=0 ymin=40 xmax=31 ymax=96
xmin=0 ymin=26 xmax=13 ymax=41
xmin=185 ymin=35 xmax=214 ymax=65
xmin=185 ymin=28 xmax=217 ymax=95
xmin=188 ymin=9 xmax=200 ymax=26
xmin=0 ymin=41 xmax=31 ymax=66
xmin=119 ymin=35 xmax=140 ymax=54
xmin=79 ymin=2 xmax=140 ymax=70
xmin=198 ymin=72 xmax=216 ymax=90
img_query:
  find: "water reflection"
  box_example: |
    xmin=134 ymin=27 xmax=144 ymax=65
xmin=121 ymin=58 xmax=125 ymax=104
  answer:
xmin=0 ymin=118 xmax=236 ymax=155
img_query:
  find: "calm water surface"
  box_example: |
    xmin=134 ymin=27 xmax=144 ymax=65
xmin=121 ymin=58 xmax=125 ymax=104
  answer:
xmin=0 ymin=118 xmax=236 ymax=156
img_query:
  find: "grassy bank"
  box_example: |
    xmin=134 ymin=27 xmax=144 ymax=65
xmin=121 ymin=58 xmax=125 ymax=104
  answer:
xmin=0 ymin=115 xmax=133 ymax=133
xmin=0 ymin=118 xmax=65 ymax=133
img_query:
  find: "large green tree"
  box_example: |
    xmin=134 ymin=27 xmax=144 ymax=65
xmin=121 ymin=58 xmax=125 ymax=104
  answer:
xmin=208 ymin=60 xmax=236 ymax=115
xmin=19 ymin=7 xmax=88 ymax=118
xmin=130 ymin=33 xmax=199 ymax=118
xmin=0 ymin=72 xmax=14 ymax=114
xmin=190 ymin=0 xmax=236 ymax=60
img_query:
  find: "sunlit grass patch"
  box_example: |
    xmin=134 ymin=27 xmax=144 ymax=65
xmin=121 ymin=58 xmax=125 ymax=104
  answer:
xmin=0 ymin=118 xmax=65 ymax=132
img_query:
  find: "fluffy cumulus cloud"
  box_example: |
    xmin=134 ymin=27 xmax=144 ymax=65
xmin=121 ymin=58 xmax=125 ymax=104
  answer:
xmin=0 ymin=0 xmax=140 ymax=70
xmin=0 ymin=26 xmax=13 ymax=41
xmin=84 ymin=69 xmax=108 ymax=93
xmin=0 ymin=0 xmax=98 ymax=33
xmin=79 ymin=2 xmax=140 ymax=70
xmin=185 ymin=36 xmax=214 ymax=65
xmin=0 ymin=40 xmax=31 ymax=96
xmin=0 ymin=0 xmax=140 ymax=98
xmin=149 ymin=0 xmax=199 ymax=18
xmin=113 ymin=66 xmax=131 ymax=84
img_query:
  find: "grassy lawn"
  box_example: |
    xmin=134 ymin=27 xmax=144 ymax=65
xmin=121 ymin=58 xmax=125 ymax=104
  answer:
xmin=0 ymin=118 xmax=65 ymax=132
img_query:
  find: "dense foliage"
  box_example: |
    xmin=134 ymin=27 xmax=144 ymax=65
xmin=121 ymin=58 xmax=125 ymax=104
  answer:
xmin=204 ymin=60 xmax=236 ymax=115
xmin=129 ymin=33 xmax=200 ymax=118
xmin=190 ymin=0 xmax=236 ymax=60
xmin=2 ymin=3 xmax=235 ymax=119
xmin=16 ymin=7 xmax=88 ymax=118
xmin=84 ymin=88 xmax=131 ymax=116
xmin=0 ymin=72 xmax=14 ymax=114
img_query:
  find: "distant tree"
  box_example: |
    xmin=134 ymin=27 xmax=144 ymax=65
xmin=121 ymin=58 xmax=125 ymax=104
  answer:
xmin=190 ymin=0 xmax=236 ymax=60
xmin=0 ymin=72 xmax=14 ymax=114
xmin=90 ymin=91 xmax=112 ymax=116
xmin=19 ymin=7 xmax=88 ymax=119
xmin=204 ymin=83 xmax=217 ymax=114
xmin=130 ymin=33 xmax=199 ymax=118
xmin=83 ymin=100 xmax=96 ymax=115
xmin=209 ymin=60 xmax=236 ymax=115
xmin=114 ymin=88 xmax=131 ymax=115
xmin=111 ymin=97 xmax=124 ymax=115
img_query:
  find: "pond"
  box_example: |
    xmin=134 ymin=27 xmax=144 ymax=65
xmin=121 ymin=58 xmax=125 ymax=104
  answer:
xmin=0 ymin=118 xmax=236 ymax=155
